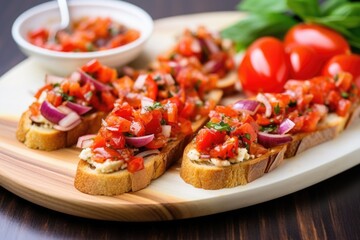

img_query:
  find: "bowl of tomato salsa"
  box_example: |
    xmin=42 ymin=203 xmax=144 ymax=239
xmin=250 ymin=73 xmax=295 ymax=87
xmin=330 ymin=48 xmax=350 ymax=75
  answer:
xmin=12 ymin=0 xmax=153 ymax=75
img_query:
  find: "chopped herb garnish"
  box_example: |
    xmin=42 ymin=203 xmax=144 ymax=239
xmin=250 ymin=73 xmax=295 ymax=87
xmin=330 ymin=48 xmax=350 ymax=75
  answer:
xmin=206 ymin=121 xmax=231 ymax=132
xmin=146 ymin=102 xmax=163 ymax=111
xmin=260 ymin=124 xmax=277 ymax=133
xmin=160 ymin=118 xmax=167 ymax=125
xmin=61 ymin=93 xmax=75 ymax=102
xmin=274 ymin=103 xmax=281 ymax=115
xmin=244 ymin=133 xmax=251 ymax=140
xmin=341 ymin=91 xmax=349 ymax=99
xmin=153 ymin=75 xmax=162 ymax=82
xmin=52 ymin=83 xmax=60 ymax=88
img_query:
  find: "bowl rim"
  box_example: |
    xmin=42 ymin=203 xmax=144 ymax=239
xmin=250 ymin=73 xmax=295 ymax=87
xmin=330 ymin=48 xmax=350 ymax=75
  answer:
xmin=11 ymin=0 xmax=154 ymax=60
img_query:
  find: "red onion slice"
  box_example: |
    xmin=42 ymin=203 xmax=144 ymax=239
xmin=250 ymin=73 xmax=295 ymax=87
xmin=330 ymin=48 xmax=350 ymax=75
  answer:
xmin=133 ymin=74 xmax=148 ymax=90
xmin=78 ymin=70 xmax=112 ymax=91
xmin=203 ymin=38 xmax=220 ymax=54
xmin=258 ymin=132 xmax=292 ymax=148
xmin=40 ymin=101 xmax=66 ymax=124
xmin=125 ymin=134 xmax=155 ymax=148
xmin=232 ymin=99 xmax=260 ymax=115
xmin=54 ymin=119 xmax=81 ymax=132
xmin=65 ymin=101 xmax=92 ymax=115
xmin=76 ymin=134 xmax=96 ymax=148
xmin=135 ymin=149 xmax=160 ymax=158
xmin=256 ymin=93 xmax=272 ymax=118
xmin=278 ymin=118 xmax=295 ymax=135
xmin=58 ymin=112 xmax=81 ymax=127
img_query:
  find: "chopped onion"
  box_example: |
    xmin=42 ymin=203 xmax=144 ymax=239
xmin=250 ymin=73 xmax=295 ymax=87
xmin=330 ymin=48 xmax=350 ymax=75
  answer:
xmin=57 ymin=105 xmax=74 ymax=115
xmin=200 ymin=154 xmax=210 ymax=159
xmin=164 ymin=73 xmax=175 ymax=85
xmin=256 ymin=93 xmax=272 ymax=118
xmin=40 ymin=101 xmax=66 ymax=124
xmin=204 ymin=38 xmax=220 ymax=54
xmin=191 ymin=39 xmax=201 ymax=53
xmin=78 ymin=70 xmax=112 ymax=91
xmin=69 ymin=71 xmax=81 ymax=81
xmin=161 ymin=125 xmax=172 ymax=138
xmin=45 ymin=74 xmax=66 ymax=85
xmin=65 ymin=101 xmax=92 ymax=115
xmin=232 ymin=99 xmax=260 ymax=115
xmin=258 ymin=132 xmax=292 ymax=148
xmin=57 ymin=111 xmax=81 ymax=127
xmin=76 ymin=134 xmax=96 ymax=148
xmin=135 ymin=149 xmax=160 ymax=158
xmin=203 ymin=59 xmax=223 ymax=74
xmin=125 ymin=134 xmax=155 ymax=148
xmin=53 ymin=119 xmax=81 ymax=131
xmin=278 ymin=118 xmax=295 ymax=135
xmin=133 ymin=74 xmax=148 ymax=90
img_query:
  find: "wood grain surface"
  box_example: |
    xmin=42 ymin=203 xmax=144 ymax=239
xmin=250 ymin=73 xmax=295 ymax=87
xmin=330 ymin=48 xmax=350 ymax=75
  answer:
xmin=1 ymin=0 xmax=359 ymax=239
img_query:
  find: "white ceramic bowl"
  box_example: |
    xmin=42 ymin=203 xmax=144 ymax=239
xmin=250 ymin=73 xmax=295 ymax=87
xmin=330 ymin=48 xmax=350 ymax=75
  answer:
xmin=12 ymin=0 xmax=153 ymax=75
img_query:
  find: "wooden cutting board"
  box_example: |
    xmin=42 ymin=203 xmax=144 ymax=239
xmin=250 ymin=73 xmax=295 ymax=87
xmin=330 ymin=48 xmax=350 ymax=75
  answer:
xmin=1 ymin=12 xmax=360 ymax=221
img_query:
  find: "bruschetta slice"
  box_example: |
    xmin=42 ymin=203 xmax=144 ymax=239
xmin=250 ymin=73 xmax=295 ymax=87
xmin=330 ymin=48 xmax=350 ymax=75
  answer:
xmin=181 ymin=73 xmax=360 ymax=189
xmin=16 ymin=59 xmax=120 ymax=151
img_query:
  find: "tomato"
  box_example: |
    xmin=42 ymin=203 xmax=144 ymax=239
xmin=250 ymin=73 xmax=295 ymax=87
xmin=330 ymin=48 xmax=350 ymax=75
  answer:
xmin=145 ymin=134 xmax=167 ymax=149
xmin=301 ymin=111 xmax=321 ymax=132
xmin=238 ymin=37 xmax=290 ymax=94
xmin=144 ymin=110 xmax=162 ymax=135
xmin=286 ymin=44 xmax=322 ymax=80
xmin=231 ymin=122 xmax=257 ymax=146
xmin=322 ymin=54 xmax=360 ymax=88
xmin=127 ymin=156 xmax=144 ymax=173
xmin=81 ymin=59 xmax=102 ymax=73
xmin=284 ymin=23 xmax=350 ymax=63
xmin=195 ymin=128 xmax=226 ymax=153
xmin=34 ymin=84 xmax=53 ymax=99
xmin=209 ymin=137 xmax=239 ymax=159
xmin=92 ymin=147 xmax=122 ymax=163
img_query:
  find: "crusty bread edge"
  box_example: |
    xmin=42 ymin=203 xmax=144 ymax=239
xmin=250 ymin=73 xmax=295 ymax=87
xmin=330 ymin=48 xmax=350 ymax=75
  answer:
xmin=16 ymin=110 xmax=106 ymax=151
xmin=180 ymin=104 xmax=360 ymax=190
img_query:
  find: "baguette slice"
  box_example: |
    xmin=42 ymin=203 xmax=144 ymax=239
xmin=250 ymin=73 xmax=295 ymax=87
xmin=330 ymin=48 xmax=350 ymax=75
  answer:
xmin=74 ymin=90 xmax=223 ymax=195
xmin=180 ymin=142 xmax=286 ymax=190
xmin=16 ymin=110 xmax=105 ymax=151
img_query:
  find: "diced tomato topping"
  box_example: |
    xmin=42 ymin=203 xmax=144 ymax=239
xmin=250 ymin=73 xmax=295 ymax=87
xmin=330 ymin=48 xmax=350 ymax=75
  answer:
xmin=210 ymin=137 xmax=239 ymax=159
xmin=34 ymin=84 xmax=53 ymax=99
xmin=195 ymin=128 xmax=226 ymax=153
xmin=145 ymin=134 xmax=167 ymax=149
xmin=92 ymin=147 xmax=122 ymax=163
xmin=127 ymin=156 xmax=144 ymax=173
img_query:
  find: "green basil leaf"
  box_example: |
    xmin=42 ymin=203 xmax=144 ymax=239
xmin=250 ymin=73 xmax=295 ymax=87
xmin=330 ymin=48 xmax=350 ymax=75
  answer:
xmin=206 ymin=121 xmax=231 ymax=132
xmin=286 ymin=0 xmax=321 ymax=19
xmin=221 ymin=13 xmax=298 ymax=49
xmin=237 ymin=0 xmax=288 ymax=13
xmin=321 ymin=0 xmax=349 ymax=15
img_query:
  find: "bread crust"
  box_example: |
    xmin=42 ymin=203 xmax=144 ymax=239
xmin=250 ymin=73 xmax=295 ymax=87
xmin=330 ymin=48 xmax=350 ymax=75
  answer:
xmin=180 ymin=141 xmax=287 ymax=189
xmin=16 ymin=110 xmax=106 ymax=151
xmin=180 ymin=105 xmax=360 ymax=190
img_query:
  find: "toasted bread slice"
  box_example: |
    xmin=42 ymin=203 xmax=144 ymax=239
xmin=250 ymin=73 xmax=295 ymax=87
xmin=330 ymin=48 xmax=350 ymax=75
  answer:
xmin=74 ymin=90 xmax=223 ymax=195
xmin=180 ymin=141 xmax=287 ymax=190
xmin=16 ymin=110 xmax=105 ymax=151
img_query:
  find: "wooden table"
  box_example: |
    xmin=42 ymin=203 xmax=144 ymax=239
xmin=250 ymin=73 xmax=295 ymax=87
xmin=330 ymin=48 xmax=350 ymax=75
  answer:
xmin=1 ymin=0 xmax=359 ymax=239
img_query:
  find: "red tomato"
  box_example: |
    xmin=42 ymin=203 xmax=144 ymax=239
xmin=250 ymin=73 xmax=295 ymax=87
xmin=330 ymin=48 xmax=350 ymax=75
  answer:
xmin=195 ymin=128 xmax=226 ymax=153
xmin=238 ymin=37 xmax=290 ymax=94
xmin=284 ymin=24 xmax=350 ymax=63
xmin=322 ymin=54 xmax=360 ymax=88
xmin=127 ymin=156 xmax=144 ymax=173
xmin=286 ymin=45 xmax=322 ymax=80
xmin=145 ymin=134 xmax=167 ymax=149
xmin=209 ymin=137 xmax=239 ymax=159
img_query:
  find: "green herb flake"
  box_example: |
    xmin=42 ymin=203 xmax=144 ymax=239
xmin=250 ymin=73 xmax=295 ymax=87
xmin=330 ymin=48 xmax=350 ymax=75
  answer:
xmin=206 ymin=121 xmax=231 ymax=132
xmin=146 ymin=102 xmax=163 ymax=111
xmin=274 ymin=103 xmax=281 ymax=115
xmin=341 ymin=91 xmax=349 ymax=99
